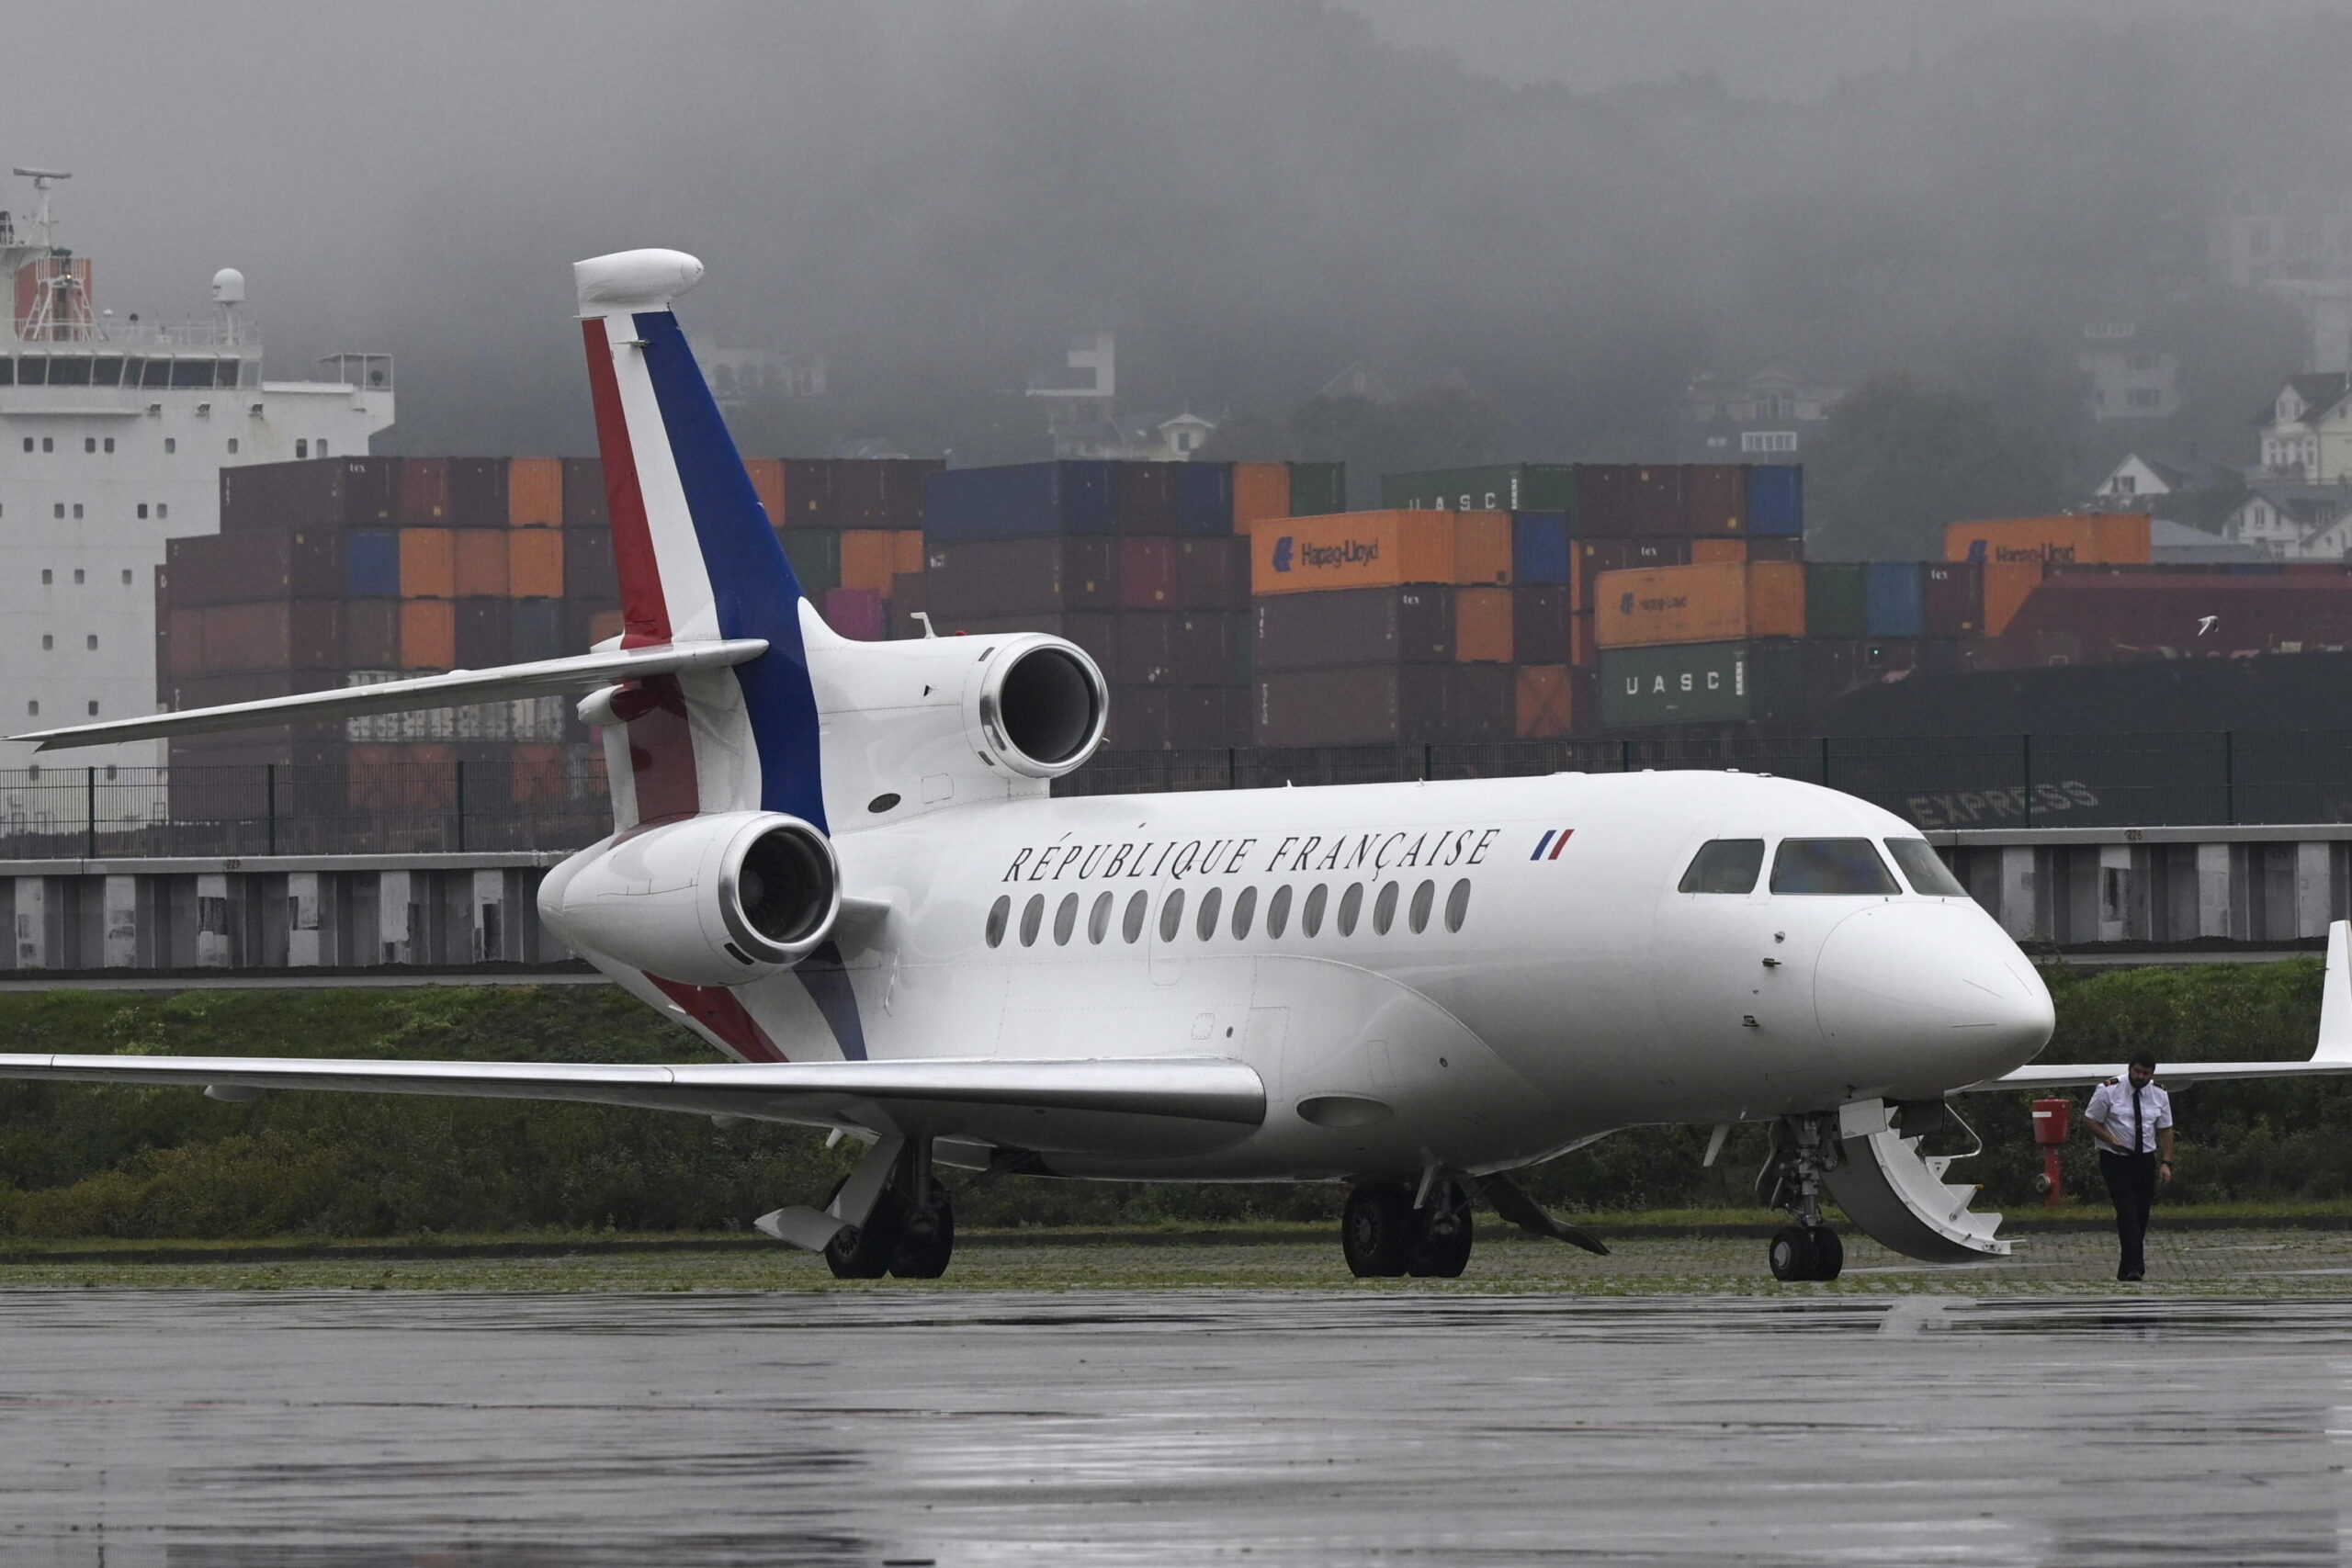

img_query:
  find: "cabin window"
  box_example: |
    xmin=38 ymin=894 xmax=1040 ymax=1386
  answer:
xmin=1158 ymin=887 xmax=1186 ymax=942
xmin=1019 ymin=893 xmax=1046 ymax=946
xmin=984 ymin=896 xmax=1010 ymax=947
xmin=1337 ymin=883 xmax=1364 ymax=936
xmin=227 ymin=438 xmax=240 ymax=455
xmin=1679 ymin=839 xmax=1765 ymax=894
xmin=138 ymin=505 xmax=147 ymax=518
xmin=1373 ymin=881 xmax=1400 ymax=935
xmin=1885 ymin=839 xmax=1968 ymax=897
xmin=1053 ymin=892 xmax=1080 ymax=946
xmin=119 ymin=570 xmax=131 ymax=584
xmin=1123 ymin=890 xmax=1148 ymax=943
xmin=1409 ymin=880 xmax=1435 ymax=933
xmin=1230 ymin=886 xmax=1257 ymax=940
xmin=1445 ymin=879 xmax=1472 ymax=932
xmin=164 ymin=437 xmax=175 ymax=453
xmin=103 ymin=437 xmax=114 ymax=453
xmin=296 ymin=439 xmax=309 ymax=459
xmin=1266 ymin=885 xmax=1293 ymax=938
xmin=1194 ymin=886 xmax=1223 ymax=942
xmin=1088 ymin=890 xmax=1114 ymax=944
xmin=40 ymin=635 xmax=52 ymax=650
xmin=1302 ymin=884 xmax=1328 ymax=937
xmin=1770 ymin=839 xmax=1900 ymax=896
xmin=84 ymin=437 xmax=96 ymax=453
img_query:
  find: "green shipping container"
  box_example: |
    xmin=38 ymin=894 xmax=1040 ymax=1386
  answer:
xmin=1381 ymin=464 xmax=1577 ymax=517
xmin=1287 ymin=462 xmax=1347 ymax=517
xmin=1600 ymin=640 xmax=1803 ymax=728
xmin=1804 ymin=562 xmax=1867 ymax=638
xmin=781 ymin=529 xmax=841 ymax=595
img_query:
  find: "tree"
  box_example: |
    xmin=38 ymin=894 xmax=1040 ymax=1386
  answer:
xmin=1805 ymin=374 xmax=2063 ymax=559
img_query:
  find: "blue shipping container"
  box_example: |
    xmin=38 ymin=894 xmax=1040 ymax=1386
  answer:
xmin=1863 ymin=562 xmax=1925 ymax=637
xmin=922 ymin=462 xmax=1114 ymax=543
xmin=1747 ymin=465 xmax=1804 ymax=537
xmin=1511 ymin=513 xmax=1571 ymax=584
xmin=1171 ymin=462 xmax=1234 ymax=536
xmin=511 ymin=598 xmax=566 ymax=663
xmin=345 ymin=529 xmax=399 ymax=597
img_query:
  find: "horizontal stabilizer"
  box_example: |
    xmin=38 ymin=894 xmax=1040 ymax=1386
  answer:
xmin=0 ymin=1052 xmax=1268 ymax=1156
xmin=11 ymin=639 xmax=769 ymax=750
xmin=1975 ymin=920 xmax=2352 ymax=1091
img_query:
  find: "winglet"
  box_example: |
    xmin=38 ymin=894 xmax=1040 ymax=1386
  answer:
xmin=2319 ymin=920 xmax=2352 ymax=1064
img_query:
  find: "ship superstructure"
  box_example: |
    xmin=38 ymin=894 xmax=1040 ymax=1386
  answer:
xmin=0 ymin=168 xmax=393 ymax=816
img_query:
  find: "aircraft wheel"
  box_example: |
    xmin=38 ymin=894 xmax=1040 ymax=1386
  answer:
xmin=1807 ymin=1225 xmax=1843 ymax=1281
xmin=824 ymin=1188 xmax=904 ymax=1280
xmin=889 ymin=1190 xmax=956 ymax=1280
xmin=1768 ymin=1224 xmax=1817 ymax=1282
xmin=1341 ymin=1183 xmax=1415 ymax=1278
xmin=1407 ymin=1180 xmax=1476 ymax=1278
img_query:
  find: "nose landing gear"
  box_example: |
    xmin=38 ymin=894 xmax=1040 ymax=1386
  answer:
xmin=1760 ymin=1112 xmax=1845 ymax=1281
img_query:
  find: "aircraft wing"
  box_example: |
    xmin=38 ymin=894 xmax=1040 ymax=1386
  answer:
xmin=1963 ymin=919 xmax=2352 ymax=1091
xmin=9 ymin=638 xmax=769 ymax=750
xmin=0 ymin=1052 xmax=1266 ymax=1157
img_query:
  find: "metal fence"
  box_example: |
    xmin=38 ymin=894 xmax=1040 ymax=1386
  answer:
xmin=4 ymin=730 xmax=2351 ymax=858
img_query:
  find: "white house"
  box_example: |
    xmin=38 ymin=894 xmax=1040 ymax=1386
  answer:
xmin=2222 ymin=481 xmax=2352 ymax=558
xmin=2256 ymin=373 xmax=2352 ymax=482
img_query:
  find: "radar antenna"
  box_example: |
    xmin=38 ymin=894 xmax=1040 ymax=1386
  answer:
xmin=11 ymin=167 xmax=71 ymax=249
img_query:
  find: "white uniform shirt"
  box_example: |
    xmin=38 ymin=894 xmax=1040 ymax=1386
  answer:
xmin=2086 ymin=1077 xmax=2172 ymax=1155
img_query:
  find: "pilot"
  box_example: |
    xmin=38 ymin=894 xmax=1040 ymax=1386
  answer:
xmin=2083 ymin=1053 xmax=2173 ymax=1282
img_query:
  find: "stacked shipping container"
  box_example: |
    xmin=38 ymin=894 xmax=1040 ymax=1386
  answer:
xmin=921 ymin=460 xmax=1340 ymax=749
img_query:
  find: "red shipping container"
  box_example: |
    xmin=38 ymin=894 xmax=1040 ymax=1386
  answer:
xmin=1747 ymin=536 xmax=1805 ymax=562
xmin=934 ymin=612 xmax=1117 ymax=672
xmin=220 ymin=461 xmax=346 ymax=534
xmin=165 ymin=529 xmax=343 ymax=607
xmin=1626 ymin=466 xmax=1689 ymax=536
xmin=1168 ymin=687 xmax=1238 ymax=749
xmin=453 ymin=529 xmax=509 ymax=597
xmin=1174 ymin=536 xmax=1243 ymax=607
xmin=1120 ymin=537 xmax=1176 ymax=608
xmin=1685 ymin=466 xmax=1747 ymax=536
xmin=1114 ymin=463 xmax=1176 ymax=534
xmin=399 ymin=457 xmax=449 ymax=525
xmin=1109 ymin=686 xmax=1170 ymax=750
xmin=1921 ymin=562 xmax=1984 ymax=637
xmin=561 ymin=457 xmax=609 ymax=528
xmin=447 ymin=458 xmax=508 ymax=527
xmin=1512 ymin=584 xmax=1574 ymax=664
xmin=1116 ymin=613 xmax=1177 ymax=685
xmin=347 ymin=599 xmax=400 ymax=668
xmin=924 ymin=537 xmax=1116 ymax=616
xmin=1574 ymin=465 xmax=1634 ymax=535
xmin=823 ymin=587 xmax=888 ymax=641
xmin=456 ymin=598 xmax=511 ymax=668
xmin=781 ymin=458 xmax=835 ymax=527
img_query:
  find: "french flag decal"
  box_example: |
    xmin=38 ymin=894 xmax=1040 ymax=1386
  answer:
xmin=1531 ymin=829 xmax=1574 ymax=862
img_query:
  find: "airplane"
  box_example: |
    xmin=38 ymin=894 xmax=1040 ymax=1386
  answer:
xmin=5 ymin=246 xmax=2350 ymax=1284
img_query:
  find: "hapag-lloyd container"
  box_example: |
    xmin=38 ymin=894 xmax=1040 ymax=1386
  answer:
xmin=1252 ymin=511 xmax=1456 ymax=595
xmin=1590 ymin=561 xmax=1804 ymax=648
xmin=1982 ymin=561 xmax=2041 ymax=637
xmin=1943 ymin=513 xmax=2150 ymax=567
xmin=1599 ymin=640 xmax=1804 ymax=727
xmin=1571 ymin=538 xmax=1689 ymax=612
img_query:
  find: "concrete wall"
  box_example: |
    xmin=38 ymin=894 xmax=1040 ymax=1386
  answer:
xmin=2 ymin=825 xmax=2347 ymax=975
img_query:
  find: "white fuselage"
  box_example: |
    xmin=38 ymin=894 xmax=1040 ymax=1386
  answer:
xmin=567 ymin=768 xmax=2054 ymax=1184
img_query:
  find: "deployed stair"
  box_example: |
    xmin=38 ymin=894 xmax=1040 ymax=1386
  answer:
xmin=1819 ymin=1099 xmax=2010 ymax=1262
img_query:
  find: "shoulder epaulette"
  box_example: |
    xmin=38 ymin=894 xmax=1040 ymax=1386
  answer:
xmin=2101 ymin=1077 xmax=2120 ymax=1086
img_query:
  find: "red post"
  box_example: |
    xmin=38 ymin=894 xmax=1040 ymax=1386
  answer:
xmin=2030 ymin=1097 xmax=2072 ymax=1204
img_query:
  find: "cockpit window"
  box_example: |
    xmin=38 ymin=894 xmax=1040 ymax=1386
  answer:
xmin=1679 ymin=839 xmax=1765 ymax=894
xmin=1770 ymin=838 xmax=1900 ymax=896
xmin=1885 ymin=838 xmax=1968 ymax=897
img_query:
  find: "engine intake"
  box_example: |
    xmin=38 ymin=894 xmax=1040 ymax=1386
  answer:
xmin=975 ymin=638 xmax=1109 ymax=779
xmin=539 ymin=810 xmax=841 ymax=987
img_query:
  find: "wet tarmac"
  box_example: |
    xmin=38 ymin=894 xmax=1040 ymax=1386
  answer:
xmin=6 ymin=1291 xmax=2352 ymax=1565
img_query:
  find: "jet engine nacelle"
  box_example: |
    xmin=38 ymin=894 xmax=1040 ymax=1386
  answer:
xmin=539 ymin=810 xmax=841 ymax=987
xmin=968 ymin=633 xmax=1111 ymax=780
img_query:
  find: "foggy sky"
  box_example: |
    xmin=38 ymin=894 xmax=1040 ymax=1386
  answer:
xmin=11 ymin=0 xmax=2352 ymax=464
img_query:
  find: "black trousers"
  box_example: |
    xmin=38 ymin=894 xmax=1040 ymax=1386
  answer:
xmin=2100 ymin=1150 xmax=2158 ymax=1277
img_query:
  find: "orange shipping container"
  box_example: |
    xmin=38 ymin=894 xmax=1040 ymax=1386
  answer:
xmin=1690 ymin=538 xmax=1747 ymax=565
xmin=348 ymin=742 xmax=456 ymax=811
xmin=506 ymin=457 xmax=562 ymax=528
xmin=839 ymin=530 xmax=898 ymax=595
xmin=1451 ymin=512 xmax=1513 ymax=586
xmin=454 ymin=529 xmax=509 ymax=597
xmin=1515 ymin=665 xmax=1574 ymax=738
xmin=400 ymin=599 xmax=456 ymax=670
xmin=1746 ymin=560 xmax=1806 ymax=638
xmin=399 ymin=528 xmax=455 ymax=599
xmin=510 ymin=742 xmax=570 ymax=807
xmin=1592 ymin=562 xmax=1748 ymax=649
xmin=744 ymin=458 xmax=786 ymax=529
xmin=1943 ymin=513 xmax=2151 ymax=567
xmin=1250 ymin=511 xmax=1455 ymax=596
xmin=1234 ymin=462 xmax=1291 ymax=528
xmin=1453 ymin=586 xmax=1515 ymax=663
xmin=507 ymin=528 xmax=564 ymax=598
xmin=1982 ymin=561 xmax=2042 ymax=637
xmin=1571 ymin=614 xmax=1597 ymax=668
xmin=892 ymin=529 xmax=925 ymax=576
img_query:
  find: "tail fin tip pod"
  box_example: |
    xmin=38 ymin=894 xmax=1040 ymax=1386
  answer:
xmin=574 ymin=248 xmax=706 ymax=314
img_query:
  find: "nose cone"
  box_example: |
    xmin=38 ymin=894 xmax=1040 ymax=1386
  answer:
xmin=1815 ymin=903 xmax=2054 ymax=1097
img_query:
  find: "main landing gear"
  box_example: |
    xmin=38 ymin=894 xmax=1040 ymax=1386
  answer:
xmin=821 ymin=1139 xmax=956 ymax=1280
xmin=1759 ymin=1112 xmax=1844 ymax=1282
xmin=1340 ymin=1171 xmax=1608 ymax=1278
